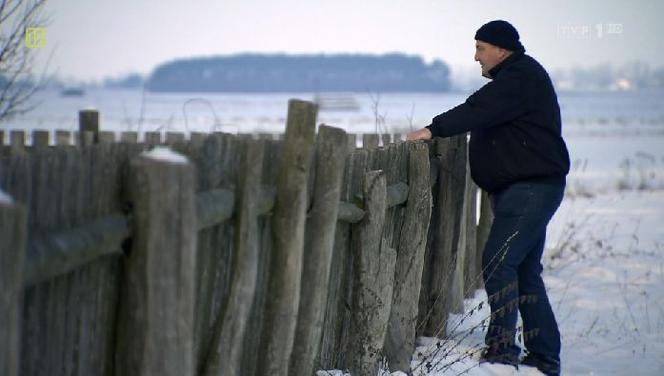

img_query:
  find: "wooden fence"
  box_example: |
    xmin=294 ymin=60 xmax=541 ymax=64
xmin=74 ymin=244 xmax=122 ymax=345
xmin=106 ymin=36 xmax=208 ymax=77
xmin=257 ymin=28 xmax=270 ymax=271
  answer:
xmin=0 ymin=101 xmax=491 ymax=376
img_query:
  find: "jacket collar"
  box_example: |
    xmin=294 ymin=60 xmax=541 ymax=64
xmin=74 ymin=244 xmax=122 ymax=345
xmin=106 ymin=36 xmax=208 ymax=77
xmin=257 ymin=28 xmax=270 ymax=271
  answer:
xmin=487 ymin=51 xmax=524 ymax=79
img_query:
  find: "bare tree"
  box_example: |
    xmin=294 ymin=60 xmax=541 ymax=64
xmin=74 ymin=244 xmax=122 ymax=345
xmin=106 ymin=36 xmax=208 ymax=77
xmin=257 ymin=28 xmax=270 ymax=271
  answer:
xmin=0 ymin=0 xmax=48 ymax=122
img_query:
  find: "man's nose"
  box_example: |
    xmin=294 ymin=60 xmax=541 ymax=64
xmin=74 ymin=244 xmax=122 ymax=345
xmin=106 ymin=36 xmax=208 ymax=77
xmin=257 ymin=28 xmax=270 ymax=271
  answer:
xmin=474 ymin=53 xmax=479 ymax=62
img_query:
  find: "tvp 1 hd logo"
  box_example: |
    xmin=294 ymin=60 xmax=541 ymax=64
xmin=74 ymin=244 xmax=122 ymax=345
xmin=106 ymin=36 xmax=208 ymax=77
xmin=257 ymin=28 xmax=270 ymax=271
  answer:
xmin=25 ymin=27 xmax=46 ymax=49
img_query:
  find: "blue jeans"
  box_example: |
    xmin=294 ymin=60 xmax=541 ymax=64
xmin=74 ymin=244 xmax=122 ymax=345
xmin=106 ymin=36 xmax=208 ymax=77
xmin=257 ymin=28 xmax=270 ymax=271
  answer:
xmin=482 ymin=177 xmax=565 ymax=365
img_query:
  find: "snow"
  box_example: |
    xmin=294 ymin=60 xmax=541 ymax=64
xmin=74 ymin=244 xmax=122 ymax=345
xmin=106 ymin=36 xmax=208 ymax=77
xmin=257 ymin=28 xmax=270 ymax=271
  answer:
xmin=0 ymin=189 xmax=13 ymax=205
xmin=318 ymin=190 xmax=664 ymax=376
xmin=141 ymin=146 xmax=189 ymax=164
xmin=408 ymin=190 xmax=663 ymax=376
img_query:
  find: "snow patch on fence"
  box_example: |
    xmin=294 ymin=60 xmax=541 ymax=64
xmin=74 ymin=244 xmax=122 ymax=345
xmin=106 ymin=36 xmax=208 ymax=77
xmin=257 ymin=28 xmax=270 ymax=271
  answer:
xmin=0 ymin=189 xmax=13 ymax=205
xmin=142 ymin=146 xmax=189 ymax=164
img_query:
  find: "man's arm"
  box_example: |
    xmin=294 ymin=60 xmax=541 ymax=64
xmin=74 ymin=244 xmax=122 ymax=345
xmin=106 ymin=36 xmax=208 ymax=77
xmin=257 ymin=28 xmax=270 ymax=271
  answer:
xmin=417 ymin=67 xmax=529 ymax=139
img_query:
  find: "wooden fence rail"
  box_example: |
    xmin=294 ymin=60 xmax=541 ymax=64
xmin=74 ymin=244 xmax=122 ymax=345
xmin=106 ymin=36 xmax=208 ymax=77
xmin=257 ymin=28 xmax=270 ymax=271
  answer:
xmin=0 ymin=103 xmax=490 ymax=376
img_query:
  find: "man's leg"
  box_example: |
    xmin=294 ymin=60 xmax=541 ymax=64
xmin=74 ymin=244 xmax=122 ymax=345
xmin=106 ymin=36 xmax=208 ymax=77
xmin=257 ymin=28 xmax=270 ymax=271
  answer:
xmin=518 ymin=231 xmax=561 ymax=373
xmin=481 ymin=180 xmax=564 ymax=364
xmin=482 ymin=184 xmax=539 ymax=363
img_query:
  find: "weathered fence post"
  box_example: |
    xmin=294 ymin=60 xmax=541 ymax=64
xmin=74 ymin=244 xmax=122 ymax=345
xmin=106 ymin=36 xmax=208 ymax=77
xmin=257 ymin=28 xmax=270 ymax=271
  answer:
xmin=363 ymin=133 xmax=380 ymax=149
xmin=166 ymin=132 xmax=185 ymax=144
xmin=144 ymin=132 xmax=161 ymax=146
xmin=10 ymin=130 xmax=25 ymax=152
xmin=463 ymin=161 xmax=480 ymax=296
xmin=476 ymin=189 xmax=494 ymax=289
xmin=381 ymin=133 xmax=391 ymax=146
xmin=55 ymin=130 xmax=71 ymax=145
xmin=32 ymin=130 xmax=50 ymax=148
xmin=203 ymin=139 xmax=264 ymax=376
xmin=120 ymin=132 xmax=138 ymax=143
xmin=349 ymin=170 xmax=396 ymax=376
xmin=189 ymin=132 xmax=206 ymax=146
xmin=98 ymin=131 xmax=115 ymax=144
xmin=115 ymin=147 xmax=197 ymax=376
xmin=290 ymin=125 xmax=349 ymax=376
xmin=78 ymin=109 xmax=99 ymax=146
xmin=317 ymin=149 xmax=368 ymax=369
xmin=347 ymin=133 xmax=357 ymax=151
xmin=450 ymin=193 xmax=468 ymax=314
xmin=0 ymin=193 xmax=26 ymax=376
xmin=384 ymin=142 xmax=432 ymax=372
xmin=257 ymin=99 xmax=317 ymax=376
xmin=419 ymin=135 xmax=468 ymax=336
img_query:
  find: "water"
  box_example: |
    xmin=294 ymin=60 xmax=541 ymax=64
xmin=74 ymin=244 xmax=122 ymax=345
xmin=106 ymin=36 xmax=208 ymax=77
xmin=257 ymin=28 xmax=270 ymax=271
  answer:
xmin=3 ymin=88 xmax=664 ymax=192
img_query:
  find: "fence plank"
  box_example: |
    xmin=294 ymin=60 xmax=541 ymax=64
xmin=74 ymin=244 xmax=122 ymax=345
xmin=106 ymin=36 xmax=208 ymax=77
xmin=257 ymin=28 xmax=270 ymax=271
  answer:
xmin=381 ymin=133 xmax=391 ymax=146
xmin=257 ymin=99 xmax=317 ymax=376
xmin=463 ymin=165 xmax=479 ymax=296
xmin=0 ymin=195 xmax=26 ymax=376
xmin=10 ymin=130 xmax=25 ymax=151
xmin=186 ymin=132 xmax=239 ymax=373
xmin=291 ymin=125 xmax=349 ymax=376
xmin=75 ymin=143 xmax=123 ymax=375
xmin=32 ymin=130 xmax=49 ymax=148
xmin=451 ymin=190 xmax=468 ymax=314
xmin=384 ymin=142 xmax=432 ymax=372
xmin=348 ymin=170 xmax=396 ymax=376
xmin=79 ymin=110 xmax=99 ymax=146
xmin=318 ymin=149 xmax=367 ymax=369
xmin=240 ymin=139 xmax=281 ymax=376
xmin=98 ymin=131 xmax=115 ymax=144
xmin=55 ymin=130 xmax=71 ymax=145
xmin=203 ymin=139 xmax=264 ymax=376
xmin=363 ymin=133 xmax=379 ymax=149
xmin=144 ymin=132 xmax=161 ymax=146
xmin=116 ymin=149 xmax=197 ymax=376
xmin=476 ymin=189 xmax=493 ymax=290
xmin=190 ymin=132 xmax=206 ymax=146
xmin=419 ymin=135 xmax=468 ymax=337
xmin=120 ymin=132 xmax=138 ymax=143
xmin=166 ymin=132 xmax=185 ymax=144
xmin=347 ymin=133 xmax=357 ymax=151
xmin=22 ymin=147 xmax=63 ymax=375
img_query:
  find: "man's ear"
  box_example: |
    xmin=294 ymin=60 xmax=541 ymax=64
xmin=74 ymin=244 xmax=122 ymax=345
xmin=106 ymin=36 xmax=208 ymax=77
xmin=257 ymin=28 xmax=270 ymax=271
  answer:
xmin=499 ymin=48 xmax=513 ymax=60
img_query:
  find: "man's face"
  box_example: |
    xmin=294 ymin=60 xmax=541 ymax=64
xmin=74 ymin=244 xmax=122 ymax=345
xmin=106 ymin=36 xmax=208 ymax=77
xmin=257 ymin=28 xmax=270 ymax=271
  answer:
xmin=474 ymin=40 xmax=511 ymax=77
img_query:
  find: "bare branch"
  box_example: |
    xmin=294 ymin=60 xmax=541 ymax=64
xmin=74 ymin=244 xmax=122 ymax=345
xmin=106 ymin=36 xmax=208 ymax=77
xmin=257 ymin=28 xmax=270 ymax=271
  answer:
xmin=0 ymin=0 xmax=48 ymax=122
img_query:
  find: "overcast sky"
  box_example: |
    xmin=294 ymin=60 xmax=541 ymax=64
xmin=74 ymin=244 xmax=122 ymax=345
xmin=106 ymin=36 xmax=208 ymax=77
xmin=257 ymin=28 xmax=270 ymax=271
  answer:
xmin=31 ymin=0 xmax=664 ymax=81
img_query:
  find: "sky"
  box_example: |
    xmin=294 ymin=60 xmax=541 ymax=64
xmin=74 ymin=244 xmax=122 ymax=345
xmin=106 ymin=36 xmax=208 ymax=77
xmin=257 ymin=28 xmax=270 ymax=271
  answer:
xmin=26 ymin=0 xmax=664 ymax=81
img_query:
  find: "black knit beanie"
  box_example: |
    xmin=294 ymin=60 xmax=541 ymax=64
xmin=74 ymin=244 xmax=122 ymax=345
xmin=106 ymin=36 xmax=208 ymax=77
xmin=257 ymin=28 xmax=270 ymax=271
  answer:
xmin=475 ymin=20 xmax=525 ymax=53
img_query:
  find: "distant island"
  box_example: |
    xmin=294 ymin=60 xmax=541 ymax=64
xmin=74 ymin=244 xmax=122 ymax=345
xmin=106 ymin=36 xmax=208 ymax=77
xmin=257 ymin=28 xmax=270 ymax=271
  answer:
xmin=145 ymin=53 xmax=451 ymax=93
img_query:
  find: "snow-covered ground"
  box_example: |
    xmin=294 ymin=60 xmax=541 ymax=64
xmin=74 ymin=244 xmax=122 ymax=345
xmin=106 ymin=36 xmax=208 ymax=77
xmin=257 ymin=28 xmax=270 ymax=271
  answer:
xmin=319 ymin=188 xmax=664 ymax=376
xmin=409 ymin=188 xmax=664 ymax=376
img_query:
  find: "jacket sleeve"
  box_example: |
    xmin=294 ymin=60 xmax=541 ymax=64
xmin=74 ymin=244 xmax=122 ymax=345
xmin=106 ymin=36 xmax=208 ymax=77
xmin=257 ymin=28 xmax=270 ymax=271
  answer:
xmin=426 ymin=67 xmax=529 ymax=138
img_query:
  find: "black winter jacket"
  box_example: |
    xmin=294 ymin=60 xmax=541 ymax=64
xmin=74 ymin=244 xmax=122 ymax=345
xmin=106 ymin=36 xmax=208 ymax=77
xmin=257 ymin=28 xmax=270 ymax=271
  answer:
xmin=426 ymin=52 xmax=570 ymax=193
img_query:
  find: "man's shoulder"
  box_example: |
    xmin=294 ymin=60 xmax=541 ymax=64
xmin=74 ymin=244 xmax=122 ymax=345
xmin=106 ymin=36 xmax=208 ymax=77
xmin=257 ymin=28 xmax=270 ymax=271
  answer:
xmin=505 ymin=54 xmax=549 ymax=80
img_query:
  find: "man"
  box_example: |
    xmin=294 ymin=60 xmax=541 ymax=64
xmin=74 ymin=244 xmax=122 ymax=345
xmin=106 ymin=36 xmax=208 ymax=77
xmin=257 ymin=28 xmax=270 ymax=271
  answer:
xmin=407 ymin=20 xmax=569 ymax=376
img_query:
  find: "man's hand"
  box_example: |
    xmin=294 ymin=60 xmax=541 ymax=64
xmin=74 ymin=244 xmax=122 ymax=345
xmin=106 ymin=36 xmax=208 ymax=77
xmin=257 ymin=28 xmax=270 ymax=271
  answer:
xmin=406 ymin=128 xmax=433 ymax=141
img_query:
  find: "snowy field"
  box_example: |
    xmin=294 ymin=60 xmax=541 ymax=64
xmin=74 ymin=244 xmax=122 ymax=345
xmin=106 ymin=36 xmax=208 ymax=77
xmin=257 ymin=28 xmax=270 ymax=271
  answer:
xmin=401 ymin=189 xmax=664 ymax=376
xmin=315 ymin=185 xmax=664 ymax=376
xmin=4 ymin=88 xmax=664 ymax=375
